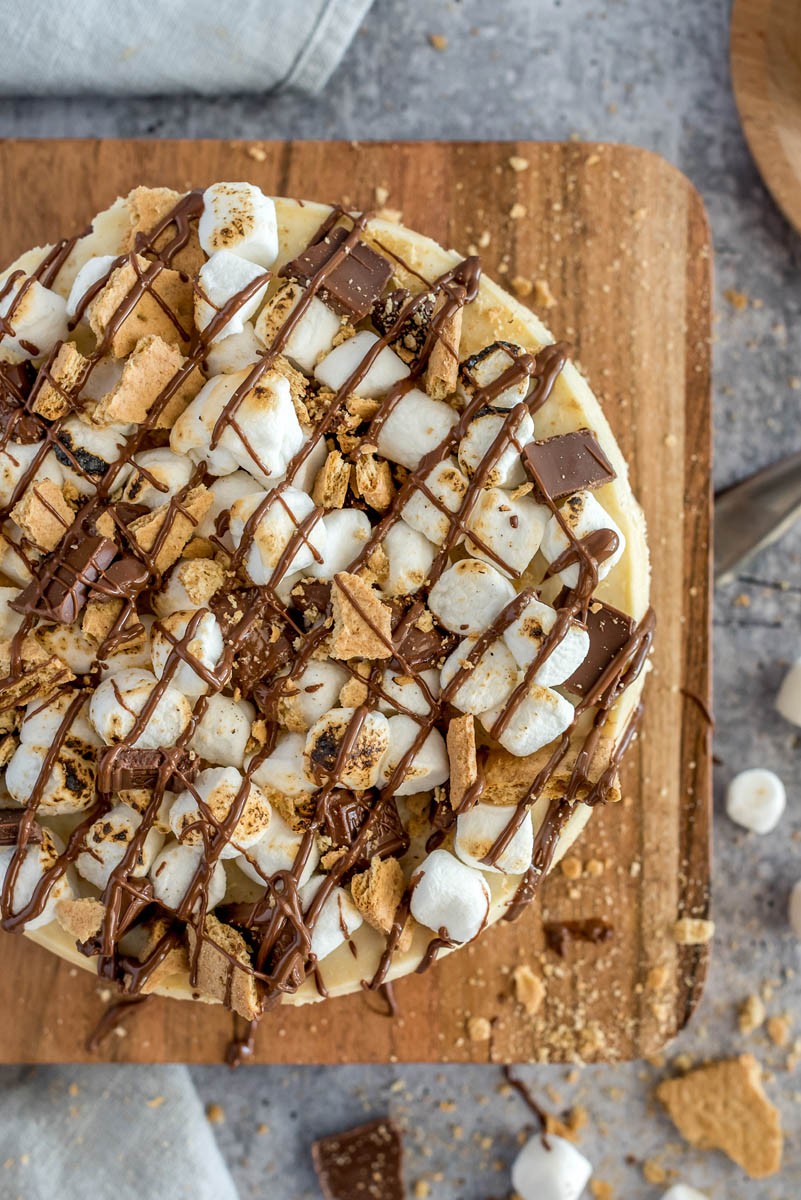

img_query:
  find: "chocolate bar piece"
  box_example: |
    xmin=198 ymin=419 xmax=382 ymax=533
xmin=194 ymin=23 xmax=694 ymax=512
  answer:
xmin=524 ymin=428 xmax=615 ymax=503
xmin=89 ymin=556 xmax=150 ymax=601
xmin=281 ymin=226 xmax=393 ymax=321
xmin=0 ymin=808 xmax=43 ymax=846
xmin=312 ymin=1118 xmax=405 ymax=1200
xmin=10 ymin=536 xmax=117 ymax=624
xmin=0 ymin=362 xmax=42 ymax=443
xmin=210 ymin=588 xmax=292 ymax=698
xmin=96 ymin=746 xmax=198 ymax=793
xmin=561 ymin=595 xmax=636 ymax=697
xmin=323 ymin=791 xmax=409 ymax=868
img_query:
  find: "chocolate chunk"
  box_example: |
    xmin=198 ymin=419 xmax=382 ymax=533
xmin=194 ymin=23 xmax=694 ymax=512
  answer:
xmin=10 ymin=535 xmax=117 ymax=624
xmin=209 ymin=588 xmax=291 ymax=698
xmin=89 ymin=556 xmax=150 ymax=602
xmin=281 ymin=226 xmax=393 ymax=321
xmin=559 ymin=594 xmax=636 ymax=697
xmin=523 ymin=428 xmax=615 ymax=503
xmin=312 ymin=1118 xmax=405 ymax=1200
xmin=113 ymin=501 xmax=151 ymax=527
xmin=393 ymin=621 xmax=458 ymax=671
xmin=0 ymin=362 xmax=42 ymax=443
xmin=371 ymin=287 xmax=435 ymax=363
xmin=289 ymin=578 xmax=331 ymax=626
xmin=96 ymin=746 xmax=198 ymax=793
xmin=0 ymin=809 xmax=43 ymax=846
xmin=543 ymin=918 xmax=613 ymax=957
xmin=323 ymin=792 xmax=409 ymax=869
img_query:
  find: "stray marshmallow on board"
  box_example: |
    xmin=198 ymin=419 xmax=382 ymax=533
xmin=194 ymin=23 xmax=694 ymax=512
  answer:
xmin=725 ymin=767 xmax=786 ymax=834
xmin=511 ymin=1131 xmax=593 ymax=1200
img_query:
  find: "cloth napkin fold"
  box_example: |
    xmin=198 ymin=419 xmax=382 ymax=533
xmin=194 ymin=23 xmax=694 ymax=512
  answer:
xmin=0 ymin=0 xmax=374 ymax=96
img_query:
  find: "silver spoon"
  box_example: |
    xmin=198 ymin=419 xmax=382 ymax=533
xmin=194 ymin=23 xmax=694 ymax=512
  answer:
xmin=715 ymin=450 xmax=801 ymax=584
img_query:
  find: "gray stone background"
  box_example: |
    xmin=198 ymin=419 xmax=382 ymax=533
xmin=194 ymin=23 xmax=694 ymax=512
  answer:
xmin=2 ymin=0 xmax=801 ymax=1196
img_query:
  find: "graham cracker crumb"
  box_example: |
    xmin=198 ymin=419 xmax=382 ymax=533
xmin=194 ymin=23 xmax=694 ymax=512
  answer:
xmin=186 ymin=914 xmax=260 ymax=1021
xmin=642 ymin=1159 xmax=666 ymax=1184
xmin=467 ymin=1015 xmax=492 ymax=1042
xmin=205 ymin=1102 xmax=225 ymax=1125
xmin=590 ymin=1183 xmax=614 ymax=1200
xmin=584 ymin=857 xmax=605 ymax=876
xmin=533 ymin=279 xmax=557 ymax=308
xmin=55 ymin=897 xmax=105 ymax=943
xmin=673 ymin=916 xmax=715 ymax=945
xmin=354 ymin=451 xmax=395 ymax=512
xmin=446 ymin=714 xmax=477 ymax=809
xmin=31 ymin=341 xmax=90 ymax=419
xmin=350 ymin=857 xmax=411 ymax=951
xmin=330 ymin=571 xmax=393 ymax=660
xmin=508 ymin=156 xmax=529 ymax=172
xmin=129 ymin=484 xmax=212 ymax=574
xmin=312 ymin=448 xmax=351 ymax=510
xmin=560 ymin=855 xmax=582 ymax=880
xmin=511 ymin=275 xmax=533 ymax=298
xmin=767 ymin=1015 xmax=791 ymax=1048
xmin=428 ymin=34 xmax=447 ymax=50
xmin=724 ymin=287 xmax=748 ymax=310
xmin=739 ymin=993 xmax=766 ymax=1035
xmin=339 ymin=661 xmax=371 ymax=708
xmin=513 ymin=964 xmax=545 ymax=1017
xmin=509 ymin=203 xmax=527 ymax=220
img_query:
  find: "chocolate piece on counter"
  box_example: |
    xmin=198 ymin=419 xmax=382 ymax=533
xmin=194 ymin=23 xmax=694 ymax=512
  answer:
xmin=559 ymin=593 xmax=637 ymax=697
xmin=0 ymin=808 xmax=43 ymax=846
xmin=210 ymin=588 xmax=291 ymax=698
xmin=312 ymin=1118 xmax=405 ymax=1200
xmin=523 ymin=428 xmax=615 ymax=503
xmin=10 ymin=535 xmax=117 ymax=624
xmin=371 ymin=287 xmax=435 ymax=363
xmin=324 ymin=792 xmax=410 ymax=868
xmin=96 ymin=746 xmax=198 ymax=793
xmin=280 ymin=226 xmax=393 ymax=321
xmin=543 ymin=918 xmax=613 ymax=958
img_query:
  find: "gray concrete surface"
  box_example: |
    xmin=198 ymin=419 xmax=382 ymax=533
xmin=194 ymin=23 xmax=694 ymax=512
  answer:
xmin=2 ymin=0 xmax=801 ymax=1196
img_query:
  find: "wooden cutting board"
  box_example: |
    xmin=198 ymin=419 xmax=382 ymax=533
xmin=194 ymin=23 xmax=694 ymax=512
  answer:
xmin=0 ymin=139 xmax=712 ymax=1064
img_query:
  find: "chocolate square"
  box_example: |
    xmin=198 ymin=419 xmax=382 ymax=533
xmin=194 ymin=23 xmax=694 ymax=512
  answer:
xmin=524 ymin=428 xmax=615 ymax=503
xmin=561 ymin=595 xmax=636 ymax=697
xmin=312 ymin=1118 xmax=405 ymax=1200
xmin=96 ymin=747 xmax=198 ymax=793
xmin=281 ymin=226 xmax=393 ymax=321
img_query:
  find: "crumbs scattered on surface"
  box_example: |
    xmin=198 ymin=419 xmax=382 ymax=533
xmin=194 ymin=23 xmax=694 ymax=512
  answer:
xmin=206 ymin=1102 xmax=225 ymax=1124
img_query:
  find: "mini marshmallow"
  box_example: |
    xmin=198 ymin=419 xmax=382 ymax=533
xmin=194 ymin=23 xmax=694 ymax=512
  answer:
xmin=299 ymin=874 xmax=363 ymax=963
xmin=380 ymin=667 xmax=440 ymax=718
xmin=6 ymin=692 xmax=101 ymax=815
xmin=153 ymin=560 xmax=224 ymax=619
xmin=306 ymin=508 xmax=371 ymax=580
xmin=230 ymin=486 xmax=327 ymax=584
xmin=169 ymin=766 xmax=271 ymax=858
xmin=776 ymin=658 xmax=801 ymax=727
xmin=460 ymin=342 xmax=529 ymax=410
xmin=205 ymin=323 xmax=263 ymax=376
xmin=381 ymin=520 xmax=437 ymax=596
xmin=150 ymin=609 xmax=224 ymax=696
xmin=198 ymin=182 xmax=279 ymax=268
xmin=440 ymin=635 xmax=519 ymax=715
xmin=237 ymin=810 xmax=319 ymax=888
xmin=66 ymin=255 xmax=118 ymax=319
xmin=511 ymin=1132 xmax=592 ymax=1200
xmin=661 ymin=1188 xmax=709 ymax=1200
xmin=37 ymin=624 xmax=98 ymax=674
xmin=314 ymin=330 xmax=410 ymax=399
xmin=540 ymin=491 xmax=625 ymax=589
xmin=288 ymin=434 xmax=328 ymax=496
xmin=170 ymin=367 xmax=303 ymax=485
xmin=455 ymin=803 xmax=533 ymax=875
xmin=375 ymin=387 xmax=458 ymax=469
xmin=401 ymin=457 xmax=469 ymax=546
xmin=466 ymin=487 xmax=549 ymax=578
xmin=195 ymin=250 xmax=270 ymax=344
xmin=503 ymin=596 xmax=590 ymax=686
xmin=377 ymin=715 xmax=449 ymax=796
xmin=97 ymin=616 xmax=154 ymax=678
xmin=0 ymin=276 xmax=68 ymax=360
xmin=480 ymin=682 xmax=574 ymax=757
xmin=149 ymin=839 xmax=227 ymax=913
xmin=278 ymin=660 xmax=349 ymax=732
xmin=410 ymin=848 xmax=490 ymax=944
xmin=726 ymin=767 xmax=786 ymax=834
xmin=458 ymin=408 xmax=534 ymax=487
xmin=192 ymin=469 xmax=264 ymax=544
xmin=255 ymin=281 xmax=341 ymax=375
xmin=55 ymin=415 xmax=130 ymax=497
xmin=0 ymin=441 xmax=64 ymax=509
xmin=89 ymin=668 xmax=192 ymax=749
xmin=0 ymin=535 xmax=35 ymax=586
xmin=190 ymin=694 xmax=254 ymax=769
xmin=428 ymin=558 xmax=515 ymax=634
xmin=18 ymin=691 xmax=100 ymax=748
xmin=304 ymin=707 xmax=390 ymax=789
xmin=123 ymin=447 xmax=193 ymax=509
xmin=250 ymin=732 xmax=317 ymax=796
xmin=788 ymin=879 xmax=801 ymax=938
xmin=0 ymin=829 xmax=74 ymax=932
xmin=0 ymin=587 xmax=23 ymax=639
xmin=75 ymin=802 xmax=164 ymax=890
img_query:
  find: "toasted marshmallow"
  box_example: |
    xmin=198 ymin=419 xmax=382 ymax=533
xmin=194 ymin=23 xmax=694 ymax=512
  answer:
xmin=255 ymin=280 xmax=341 ymax=375
xmin=410 ymin=848 xmax=490 ymax=944
xmin=75 ymin=802 xmax=164 ymax=890
xmin=0 ymin=276 xmax=68 ymax=360
xmin=725 ymin=767 xmax=786 ymax=834
xmin=89 ymin=667 xmax=191 ymax=749
xmin=153 ymin=558 xmax=225 ymax=619
xmin=170 ymin=367 xmax=303 ymax=485
xmin=287 ymin=434 xmax=328 ymax=496
xmin=299 ymin=874 xmax=363 ymax=963
xmin=789 ymin=879 xmax=801 ymax=938
xmin=0 ymin=535 xmax=35 ymax=586
xmin=458 ymin=408 xmax=533 ymax=487
xmin=36 ymin=624 xmax=97 ymax=675
xmin=195 ymin=250 xmax=270 ymax=344
xmin=375 ymin=387 xmax=458 ymax=469
xmin=278 ymin=660 xmax=349 ymax=732
xmin=150 ymin=609 xmax=224 ymax=696
xmin=304 ymin=707 xmax=389 ymax=789
xmin=401 ymin=457 xmax=469 ymax=545
xmin=776 ymin=658 xmax=801 ymax=727
xmin=78 ymin=354 xmax=124 ymax=405
xmin=382 ymin=520 xmax=437 ymax=596
xmin=661 ymin=1188 xmax=709 ymax=1200
xmin=440 ymin=636 xmax=519 ymax=715
xmin=380 ymin=667 xmax=440 ymax=718
xmin=314 ymin=330 xmax=410 ymax=399
xmin=480 ymin=682 xmax=574 ymax=757
xmin=454 ymin=803 xmax=533 ymax=875
xmin=0 ymin=587 xmax=24 ymax=639
xmin=192 ymin=469 xmax=264 ymax=544
xmin=236 ymin=810 xmax=319 ymax=888
xmin=19 ymin=690 xmax=100 ymax=747
xmin=459 ymin=341 xmax=528 ymax=410
xmin=250 ymin=732 xmax=317 ymax=796
xmin=149 ymin=839 xmax=227 ymax=913
xmin=190 ymin=694 xmax=254 ymax=769
xmin=199 ymin=182 xmax=278 ymax=268
xmin=428 ymin=558 xmax=515 ymax=634
xmin=123 ymin=447 xmax=194 ymax=510
xmin=66 ymin=255 xmax=118 ymax=319
xmin=6 ymin=693 xmax=102 ymax=814
xmin=169 ymin=766 xmax=271 ymax=859
xmin=205 ymin=322 xmax=263 ymax=375
xmin=55 ymin=415 xmax=130 ymax=497
xmin=230 ymin=486 xmax=326 ymax=585
xmin=503 ymin=596 xmax=590 ymax=686
xmin=377 ymin=715 xmax=449 ymax=796
xmin=0 ymin=829 xmax=74 ymax=931
xmin=306 ymin=509 xmax=371 ymax=580
xmin=0 ymin=441 xmax=64 ymax=509
xmin=97 ymin=617 xmax=154 ymax=678
xmin=540 ymin=491 xmax=625 ymax=588
xmin=466 ymin=487 xmax=549 ymax=578
xmin=511 ymin=1132 xmax=592 ymax=1200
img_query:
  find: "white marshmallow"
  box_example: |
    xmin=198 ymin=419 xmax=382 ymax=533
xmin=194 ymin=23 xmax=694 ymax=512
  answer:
xmin=410 ymin=848 xmax=490 ymax=943
xmin=169 ymin=766 xmax=271 ymax=858
xmin=299 ymin=874 xmax=363 ymax=963
xmin=380 ymin=667 xmax=440 ymax=718
xmin=0 ymin=829 xmax=74 ymax=931
xmin=149 ymin=839 xmax=227 ymax=913
xmin=428 ymin=558 xmax=515 ymax=634
xmin=150 ymin=609 xmax=224 ymax=697
xmin=198 ymin=182 xmax=279 ymax=268
xmin=306 ymin=508 xmax=371 ymax=580
xmin=503 ymin=596 xmax=590 ymax=686
xmin=661 ymin=1188 xmax=709 ymax=1200
xmin=401 ymin=457 xmax=469 ymax=545
xmin=123 ymin=447 xmax=193 ymax=509
xmin=0 ymin=441 xmax=64 ymax=509
xmin=314 ymin=330 xmax=410 ymax=399
xmin=55 ymin=415 xmax=130 ymax=497
xmin=304 ymin=708 xmax=390 ymax=789
xmin=378 ymin=715 xmax=449 ymax=796
xmin=726 ymin=767 xmax=786 ymax=834
xmin=153 ymin=561 xmax=224 ymax=619
xmin=205 ymin=323 xmax=263 ymax=376
xmin=382 ymin=520 xmax=437 ymax=596
xmin=480 ymin=682 xmax=574 ymax=757
xmin=19 ymin=690 xmax=100 ymax=747
xmin=75 ymin=802 xmax=164 ymax=890
xmin=455 ymin=803 xmax=533 ymax=875
xmin=79 ymin=355 xmax=124 ymax=406
xmin=466 ymin=487 xmax=549 ymax=578
xmin=66 ymin=256 xmax=117 ymax=319
xmin=776 ymin=658 xmax=801 ymax=727
xmin=237 ymin=810 xmax=319 ymax=888
xmin=195 ymin=250 xmax=270 ymax=344
xmin=376 ymin=387 xmax=458 ymax=469
xmin=36 ymin=623 xmax=98 ymax=675
xmin=540 ymin=491 xmax=625 ymax=589
xmin=458 ymin=408 xmax=534 ymax=487
xmin=288 ymin=434 xmax=329 ymax=496
xmin=250 ymin=732 xmax=317 ymax=796
xmin=0 ymin=535 xmax=35 ymax=586
xmin=0 ymin=587 xmax=23 ymax=639
xmin=192 ymin=469 xmax=264 ymax=544
xmin=255 ymin=282 xmax=341 ymax=375
xmin=190 ymin=694 xmax=254 ymax=769
xmin=788 ymin=879 xmax=801 ymax=938
xmin=0 ymin=276 xmax=68 ymax=360
xmin=511 ymin=1132 xmax=592 ymax=1200
xmin=278 ymin=660 xmax=349 ymax=731
xmin=6 ymin=693 xmax=102 ymax=813
xmin=97 ymin=616 xmax=154 ymax=678
xmin=230 ymin=486 xmax=326 ymax=585
xmin=440 ymin=635 xmax=519 ymax=715
xmin=89 ymin=668 xmax=191 ymax=749
xmin=460 ymin=342 xmax=528 ymax=410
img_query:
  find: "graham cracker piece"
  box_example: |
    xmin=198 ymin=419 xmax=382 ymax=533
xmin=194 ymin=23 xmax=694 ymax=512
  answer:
xmin=254 ymin=280 xmax=302 ymax=346
xmin=513 ymin=963 xmax=545 ymax=1016
xmin=173 ymin=557 xmax=225 ymax=607
xmin=446 ymin=714 xmax=477 ymax=810
xmin=31 ymin=340 xmax=89 ymax=419
xmin=268 ymin=789 xmax=316 ymax=832
xmin=350 ymin=856 xmax=413 ymax=952
xmin=0 ymin=731 xmax=17 ymax=766
xmin=129 ymin=484 xmax=212 ymax=574
xmin=425 ymin=293 xmax=462 ymax=399
xmin=92 ymin=509 xmax=116 ymax=540
xmin=88 ymin=253 xmax=194 ymax=358
xmin=312 ymin=449 xmax=351 ymax=509
xmin=0 ymin=636 xmax=74 ymax=710
xmin=339 ymin=661 xmax=371 ymax=707
xmin=271 ymin=354 xmax=310 ymax=423
xmin=481 ymin=736 xmax=620 ymax=807
xmin=81 ymin=597 xmax=145 ymax=650
xmin=11 ymin=479 xmax=73 ymax=552
xmin=331 ymin=572 xmax=393 ymax=660
xmin=56 ymin=897 xmax=106 ymax=943
xmin=353 ymin=451 xmax=395 ymax=512
xmin=186 ymin=913 xmax=260 ymax=1021
xmin=656 ymin=1054 xmax=782 ymax=1179
xmin=91 ymin=334 xmax=204 ymax=428
xmin=118 ymin=913 xmax=190 ymax=993
xmin=123 ymin=185 xmax=205 ymax=277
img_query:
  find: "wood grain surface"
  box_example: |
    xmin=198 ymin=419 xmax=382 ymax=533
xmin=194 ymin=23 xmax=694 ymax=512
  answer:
xmin=0 ymin=139 xmax=712 ymax=1064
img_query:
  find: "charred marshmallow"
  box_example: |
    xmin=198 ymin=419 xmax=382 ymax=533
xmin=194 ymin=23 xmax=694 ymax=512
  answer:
xmin=75 ymin=802 xmax=164 ymax=890
xmin=0 ymin=829 xmax=75 ymax=931
xmin=304 ymin=707 xmax=389 ymax=790
xmin=198 ymin=182 xmax=279 ymax=269
xmin=540 ymin=491 xmax=625 ymax=589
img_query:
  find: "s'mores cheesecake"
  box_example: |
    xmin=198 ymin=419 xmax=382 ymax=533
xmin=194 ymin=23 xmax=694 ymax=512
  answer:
xmin=0 ymin=183 xmax=652 ymax=1031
